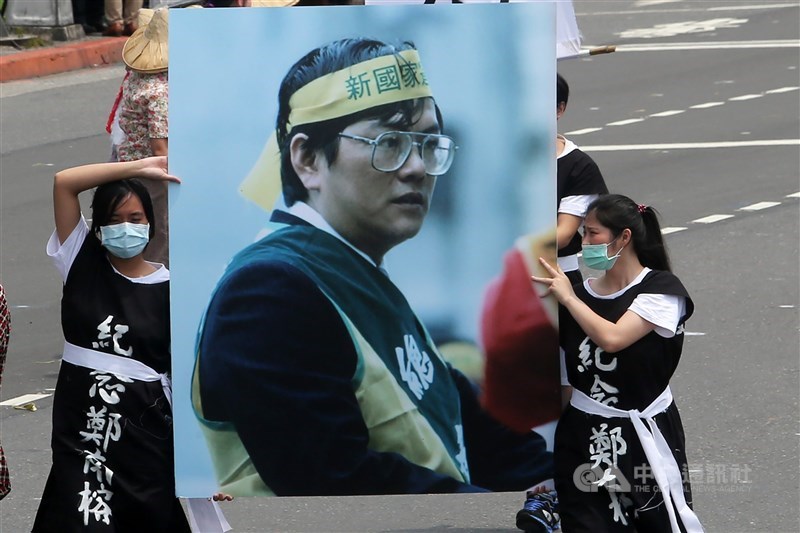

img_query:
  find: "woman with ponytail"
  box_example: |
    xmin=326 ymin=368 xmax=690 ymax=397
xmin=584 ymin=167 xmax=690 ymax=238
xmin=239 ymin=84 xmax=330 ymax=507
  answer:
xmin=532 ymin=194 xmax=703 ymax=533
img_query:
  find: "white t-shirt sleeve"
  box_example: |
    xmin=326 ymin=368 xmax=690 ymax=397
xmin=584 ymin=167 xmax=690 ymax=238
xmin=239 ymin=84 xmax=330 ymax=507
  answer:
xmin=629 ymin=293 xmax=686 ymax=338
xmin=558 ymin=194 xmax=599 ymax=217
xmin=46 ymin=216 xmax=90 ymax=282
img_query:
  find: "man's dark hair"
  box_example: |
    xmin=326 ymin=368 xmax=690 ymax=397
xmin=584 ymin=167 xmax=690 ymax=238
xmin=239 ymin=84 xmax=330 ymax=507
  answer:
xmin=91 ymin=179 xmax=156 ymax=240
xmin=556 ymin=73 xmax=569 ymax=109
xmin=277 ymin=38 xmax=439 ymax=206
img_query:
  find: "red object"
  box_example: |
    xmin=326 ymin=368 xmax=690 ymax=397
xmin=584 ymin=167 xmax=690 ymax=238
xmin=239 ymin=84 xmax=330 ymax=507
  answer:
xmin=106 ymin=72 xmax=129 ymax=135
xmin=480 ymin=248 xmax=561 ymax=433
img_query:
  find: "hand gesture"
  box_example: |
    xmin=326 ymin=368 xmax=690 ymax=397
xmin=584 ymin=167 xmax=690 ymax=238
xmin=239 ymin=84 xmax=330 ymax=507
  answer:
xmin=135 ymin=156 xmax=181 ymax=183
xmin=531 ymin=257 xmax=575 ymax=305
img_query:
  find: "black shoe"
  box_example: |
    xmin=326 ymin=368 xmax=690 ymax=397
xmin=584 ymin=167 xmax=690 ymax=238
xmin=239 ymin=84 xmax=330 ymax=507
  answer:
xmin=82 ymin=23 xmax=103 ymax=34
xmin=515 ymin=490 xmax=560 ymax=533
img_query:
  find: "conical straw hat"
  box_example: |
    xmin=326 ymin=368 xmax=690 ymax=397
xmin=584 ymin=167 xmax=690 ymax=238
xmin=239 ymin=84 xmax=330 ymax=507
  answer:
xmin=136 ymin=8 xmax=154 ymax=27
xmin=122 ymin=8 xmax=169 ymax=73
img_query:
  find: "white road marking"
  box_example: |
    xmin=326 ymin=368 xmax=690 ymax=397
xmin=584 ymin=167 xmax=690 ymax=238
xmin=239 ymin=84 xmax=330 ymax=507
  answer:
xmin=564 ymin=127 xmax=603 ymax=136
xmin=708 ymin=4 xmax=798 ymax=11
xmin=739 ymin=201 xmax=781 ymax=211
xmin=650 ymin=110 xmax=685 ymax=117
xmin=766 ymin=86 xmax=800 ymax=94
xmin=612 ymin=40 xmax=800 ymax=52
xmin=577 ymin=4 xmax=796 ymax=16
xmin=693 ymin=214 xmax=735 ymax=224
xmin=684 ymin=332 xmax=707 ymax=336
xmin=786 ymin=192 xmax=800 ymax=198
xmin=635 ymin=0 xmax=682 ymax=6
xmin=661 ymin=227 xmax=688 ymax=235
xmin=779 ymin=305 xmax=796 ymax=309
xmin=607 ymin=118 xmax=645 ymax=126
xmin=582 ymin=140 xmax=800 ymax=151
xmin=617 ymin=18 xmax=748 ymax=40
xmin=690 ymin=102 xmax=726 ymax=109
xmin=729 ymin=94 xmax=764 ymax=101
xmin=0 ymin=393 xmax=52 ymax=407
xmin=564 ymin=85 xmax=791 ymax=138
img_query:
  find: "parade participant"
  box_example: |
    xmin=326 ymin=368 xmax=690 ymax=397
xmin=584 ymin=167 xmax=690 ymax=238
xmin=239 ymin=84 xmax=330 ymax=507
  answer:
xmin=555 ymin=73 xmax=608 ymax=285
xmin=194 ymin=37 xmax=553 ymax=496
xmin=32 ymin=157 xmax=188 ymax=532
xmin=117 ymin=8 xmax=170 ymax=265
xmin=532 ymin=194 xmax=703 ymax=533
xmin=103 ymin=0 xmax=142 ymax=36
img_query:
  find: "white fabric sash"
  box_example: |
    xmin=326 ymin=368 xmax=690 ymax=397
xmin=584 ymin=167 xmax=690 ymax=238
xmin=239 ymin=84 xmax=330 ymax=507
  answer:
xmin=62 ymin=342 xmax=232 ymax=533
xmin=62 ymin=341 xmax=172 ymax=408
xmin=570 ymin=387 xmax=704 ymax=533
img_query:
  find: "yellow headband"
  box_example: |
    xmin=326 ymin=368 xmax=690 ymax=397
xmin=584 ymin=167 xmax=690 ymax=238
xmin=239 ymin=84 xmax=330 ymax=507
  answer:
xmin=240 ymin=49 xmax=434 ymax=212
xmin=287 ymin=49 xmax=433 ymax=128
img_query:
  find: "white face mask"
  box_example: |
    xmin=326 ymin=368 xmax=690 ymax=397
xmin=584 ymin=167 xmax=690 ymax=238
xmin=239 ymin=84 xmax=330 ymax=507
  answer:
xmin=99 ymin=222 xmax=150 ymax=259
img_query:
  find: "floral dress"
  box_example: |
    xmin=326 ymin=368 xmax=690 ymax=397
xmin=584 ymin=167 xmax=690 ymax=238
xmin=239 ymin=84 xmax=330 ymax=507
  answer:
xmin=117 ymin=71 xmax=170 ymax=265
xmin=117 ymin=71 xmax=168 ymax=162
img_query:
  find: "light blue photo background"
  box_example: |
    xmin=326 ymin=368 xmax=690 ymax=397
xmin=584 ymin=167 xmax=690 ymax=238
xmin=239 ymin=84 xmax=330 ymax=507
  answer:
xmin=170 ymin=3 xmax=555 ymax=497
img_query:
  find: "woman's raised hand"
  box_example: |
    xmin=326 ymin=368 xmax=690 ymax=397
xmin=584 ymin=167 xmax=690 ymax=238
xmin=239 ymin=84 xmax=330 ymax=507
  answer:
xmin=531 ymin=257 xmax=575 ymax=305
xmin=135 ymin=156 xmax=181 ymax=183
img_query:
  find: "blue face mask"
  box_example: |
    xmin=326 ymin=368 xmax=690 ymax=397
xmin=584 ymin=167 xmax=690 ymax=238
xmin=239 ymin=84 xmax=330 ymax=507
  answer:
xmin=582 ymin=238 xmax=624 ymax=271
xmin=99 ymin=222 xmax=150 ymax=259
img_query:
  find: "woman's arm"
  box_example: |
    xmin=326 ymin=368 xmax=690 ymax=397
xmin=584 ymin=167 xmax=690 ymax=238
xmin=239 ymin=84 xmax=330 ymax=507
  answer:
xmin=532 ymin=257 xmax=656 ymax=353
xmin=53 ymin=156 xmax=179 ymax=244
xmin=556 ymin=213 xmax=582 ymax=250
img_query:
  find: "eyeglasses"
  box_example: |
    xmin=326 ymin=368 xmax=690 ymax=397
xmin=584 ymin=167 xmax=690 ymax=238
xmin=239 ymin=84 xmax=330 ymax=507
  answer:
xmin=337 ymin=131 xmax=458 ymax=176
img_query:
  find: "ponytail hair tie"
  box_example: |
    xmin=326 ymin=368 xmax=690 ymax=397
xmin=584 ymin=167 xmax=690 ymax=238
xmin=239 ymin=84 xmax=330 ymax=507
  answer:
xmin=637 ymin=204 xmax=647 ymax=214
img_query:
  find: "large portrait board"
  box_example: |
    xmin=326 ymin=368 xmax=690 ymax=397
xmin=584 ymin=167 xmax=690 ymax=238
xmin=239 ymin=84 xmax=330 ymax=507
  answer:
xmin=170 ymin=2 xmax=556 ymax=497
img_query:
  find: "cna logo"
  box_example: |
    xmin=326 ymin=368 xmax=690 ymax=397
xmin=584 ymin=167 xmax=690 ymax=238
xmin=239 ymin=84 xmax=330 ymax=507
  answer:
xmin=573 ymin=463 xmax=632 ymax=493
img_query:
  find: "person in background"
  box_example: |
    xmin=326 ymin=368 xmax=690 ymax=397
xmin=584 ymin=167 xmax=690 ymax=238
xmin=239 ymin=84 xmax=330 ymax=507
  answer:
xmin=105 ymin=7 xmax=156 ymax=163
xmin=117 ymin=8 xmax=170 ymax=265
xmin=72 ymin=0 xmax=105 ymax=34
xmin=533 ymin=194 xmax=703 ymax=533
xmin=0 ymin=283 xmax=11 ymax=500
xmin=103 ymin=0 xmax=142 ymax=36
xmin=555 ymin=73 xmax=608 ymax=285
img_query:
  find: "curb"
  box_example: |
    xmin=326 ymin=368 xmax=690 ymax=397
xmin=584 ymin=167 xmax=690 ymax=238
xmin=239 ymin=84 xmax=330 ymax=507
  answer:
xmin=0 ymin=37 xmax=126 ymax=83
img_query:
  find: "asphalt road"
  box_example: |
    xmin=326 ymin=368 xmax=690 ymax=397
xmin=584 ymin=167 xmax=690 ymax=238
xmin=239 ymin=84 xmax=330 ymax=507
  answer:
xmin=1 ymin=1 xmax=799 ymax=532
